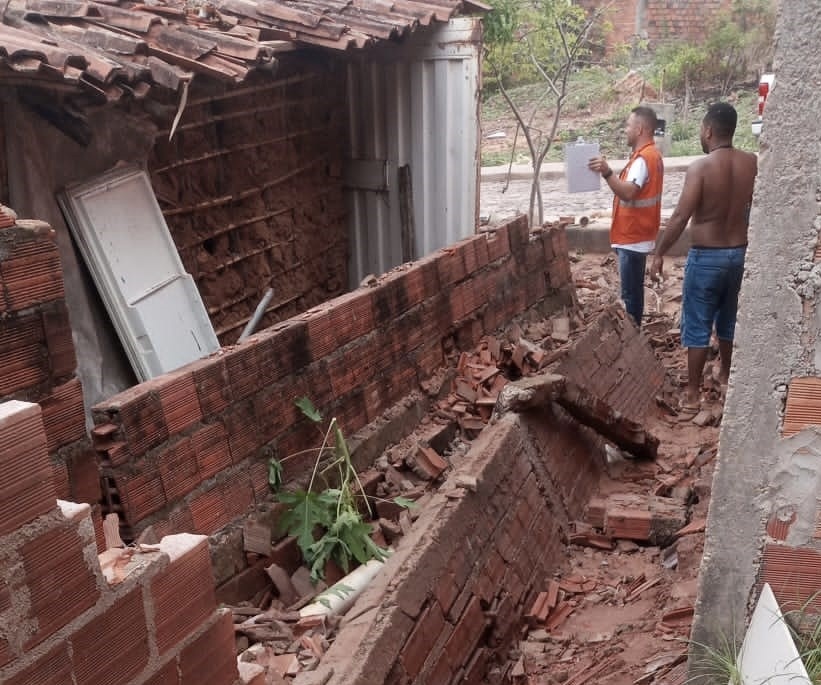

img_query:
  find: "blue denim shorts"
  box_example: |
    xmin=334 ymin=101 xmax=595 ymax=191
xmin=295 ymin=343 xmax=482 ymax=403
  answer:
xmin=681 ymin=246 xmax=746 ymax=348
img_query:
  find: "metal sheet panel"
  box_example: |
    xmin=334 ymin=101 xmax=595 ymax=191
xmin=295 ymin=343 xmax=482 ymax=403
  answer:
xmin=345 ymin=16 xmax=481 ymax=286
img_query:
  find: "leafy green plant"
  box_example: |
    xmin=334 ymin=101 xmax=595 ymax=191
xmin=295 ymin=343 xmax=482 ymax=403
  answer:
xmin=268 ymin=397 xmax=409 ymax=583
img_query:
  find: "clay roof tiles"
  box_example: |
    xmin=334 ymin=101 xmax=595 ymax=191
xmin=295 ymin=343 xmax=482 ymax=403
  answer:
xmin=0 ymin=0 xmax=483 ymax=97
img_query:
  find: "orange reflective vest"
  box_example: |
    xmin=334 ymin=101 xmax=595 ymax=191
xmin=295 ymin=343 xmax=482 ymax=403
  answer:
xmin=611 ymin=142 xmax=664 ymax=245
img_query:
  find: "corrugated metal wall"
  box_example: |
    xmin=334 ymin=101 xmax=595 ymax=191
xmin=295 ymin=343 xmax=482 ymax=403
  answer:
xmin=345 ymin=17 xmax=482 ymax=286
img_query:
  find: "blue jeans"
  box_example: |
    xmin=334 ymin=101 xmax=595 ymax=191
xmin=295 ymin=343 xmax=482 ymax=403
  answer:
xmin=681 ymin=246 xmax=746 ymax=347
xmin=615 ymin=248 xmax=647 ymax=327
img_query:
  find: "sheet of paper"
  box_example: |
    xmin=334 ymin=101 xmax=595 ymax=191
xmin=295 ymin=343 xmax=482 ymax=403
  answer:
xmin=565 ymin=141 xmax=601 ymax=193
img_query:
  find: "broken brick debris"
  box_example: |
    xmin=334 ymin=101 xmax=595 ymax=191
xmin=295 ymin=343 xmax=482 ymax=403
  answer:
xmin=496 ymin=372 xmax=660 ymax=460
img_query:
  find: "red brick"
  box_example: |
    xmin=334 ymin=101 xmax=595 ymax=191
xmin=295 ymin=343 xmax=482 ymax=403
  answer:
xmin=221 ymin=477 xmax=254 ymax=520
xmin=189 ymin=486 xmax=230 ymax=536
xmin=192 ymin=422 xmax=231 ymax=479
xmin=71 ymin=588 xmax=149 ymax=685
xmin=326 ymin=290 xmax=375 ymax=348
xmin=431 ymin=576 xmax=457 ymax=622
xmin=143 ymin=659 xmax=180 ymax=685
xmin=21 ymin=525 xmax=100 ymax=648
xmin=117 ymin=467 xmax=166 ymax=524
xmin=305 ymin=306 xmax=338 ymax=360
xmin=402 ymin=601 xmax=446 ymax=678
xmin=158 ymin=371 xmax=202 ymax=434
xmin=159 ymin=438 xmax=200 ymax=501
xmin=253 ymin=319 xmax=311 ymax=385
xmin=254 ymin=379 xmax=305 ymax=445
xmin=190 ymin=356 xmax=232 ymax=418
xmin=50 ymin=458 xmax=70 ymax=500
xmin=66 ymin=447 xmax=101 ymax=504
xmin=0 ymin=314 xmax=48 ymax=396
xmin=42 ymin=302 xmax=77 ymax=381
xmin=224 ymin=401 xmax=260 ymax=463
xmin=112 ymin=388 xmax=169 ymax=457
xmin=4 ymin=643 xmax=71 ymax=685
xmin=1 ymin=241 xmax=65 ymax=310
xmin=445 ymin=595 xmax=486 ymax=668
xmin=0 ymin=637 xmax=11 ymax=669
xmin=179 ymin=612 xmax=238 ymax=685
xmin=225 ymin=340 xmax=262 ymax=401
xmin=152 ymin=535 xmax=217 ymax=654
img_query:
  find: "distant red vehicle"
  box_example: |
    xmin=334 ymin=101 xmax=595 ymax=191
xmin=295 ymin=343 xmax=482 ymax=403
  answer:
xmin=751 ymin=73 xmax=775 ymax=138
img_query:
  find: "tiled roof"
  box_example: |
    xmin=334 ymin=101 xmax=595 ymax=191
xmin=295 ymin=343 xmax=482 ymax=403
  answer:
xmin=0 ymin=0 xmax=482 ymax=98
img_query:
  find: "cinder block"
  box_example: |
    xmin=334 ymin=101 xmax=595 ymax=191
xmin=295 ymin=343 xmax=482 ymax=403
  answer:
xmin=151 ymin=534 xmax=217 ymax=655
xmin=71 ymin=588 xmax=149 ymax=685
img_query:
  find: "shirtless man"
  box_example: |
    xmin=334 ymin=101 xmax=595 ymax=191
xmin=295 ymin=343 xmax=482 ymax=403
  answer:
xmin=650 ymin=102 xmax=757 ymax=413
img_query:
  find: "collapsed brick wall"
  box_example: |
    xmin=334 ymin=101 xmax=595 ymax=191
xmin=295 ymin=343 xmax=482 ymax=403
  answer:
xmin=556 ymin=305 xmax=664 ymax=423
xmin=301 ymin=409 xmax=602 ymax=685
xmin=0 ymin=400 xmax=239 ymax=685
xmin=148 ymin=65 xmax=348 ymax=345
xmin=89 ymin=217 xmax=575 ymax=567
xmin=0 ymin=221 xmax=102 ymax=541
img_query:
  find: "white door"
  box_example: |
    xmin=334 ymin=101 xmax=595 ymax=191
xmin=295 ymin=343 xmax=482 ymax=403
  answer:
xmin=60 ymin=166 xmax=219 ymax=380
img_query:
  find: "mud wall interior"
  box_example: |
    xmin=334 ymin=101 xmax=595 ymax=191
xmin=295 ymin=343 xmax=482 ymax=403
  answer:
xmin=0 ymin=400 xmax=239 ymax=685
xmin=148 ymin=65 xmax=349 ymax=346
xmin=691 ymin=1 xmax=821 ymax=659
xmin=0 ymin=221 xmax=104 ymax=546
xmin=579 ymin=0 xmax=731 ymax=49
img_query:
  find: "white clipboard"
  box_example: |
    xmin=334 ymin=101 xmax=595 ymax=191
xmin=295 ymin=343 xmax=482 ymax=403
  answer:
xmin=564 ymin=140 xmax=601 ymax=193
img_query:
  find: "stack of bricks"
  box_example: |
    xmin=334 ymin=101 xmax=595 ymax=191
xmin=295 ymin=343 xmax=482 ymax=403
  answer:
xmin=0 ymin=219 xmax=101 ymax=534
xmin=0 ymin=399 xmax=240 ymax=685
xmin=300 ymin=403 xmax=606 ymax=685
xmin=89 ymin=214 xmax=577 ymax=543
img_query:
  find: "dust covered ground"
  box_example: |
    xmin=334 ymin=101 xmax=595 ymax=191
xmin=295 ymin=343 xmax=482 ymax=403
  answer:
xmin=503 ymin=253 xmax=722 ymax=685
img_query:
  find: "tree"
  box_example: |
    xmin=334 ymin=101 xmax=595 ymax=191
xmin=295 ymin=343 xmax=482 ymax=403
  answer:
xmin=483 ymin=0 xmax=611 ymax=226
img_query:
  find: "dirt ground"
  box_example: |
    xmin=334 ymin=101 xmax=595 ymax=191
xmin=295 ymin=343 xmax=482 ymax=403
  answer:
xmin=505 ymin=252 xmax=720 ymax=685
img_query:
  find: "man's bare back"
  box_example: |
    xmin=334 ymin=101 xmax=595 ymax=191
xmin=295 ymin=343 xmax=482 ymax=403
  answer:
xmin=687 ymin=148 xmax=758 ymax=247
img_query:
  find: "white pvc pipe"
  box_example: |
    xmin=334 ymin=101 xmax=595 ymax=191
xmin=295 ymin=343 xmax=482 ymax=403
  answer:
xmin=299 ymin=558 xmax=387 ymax=619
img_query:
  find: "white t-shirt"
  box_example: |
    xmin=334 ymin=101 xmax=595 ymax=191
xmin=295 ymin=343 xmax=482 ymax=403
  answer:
xmin=611 ymin=156 xmax=656 ymax=254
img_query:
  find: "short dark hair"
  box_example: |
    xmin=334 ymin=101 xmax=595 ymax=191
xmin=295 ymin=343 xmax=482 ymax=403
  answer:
xmin=704 ymin=102 xmax=737 ymax=138
xmin=631 ymin=106 xmax=658 ymax=132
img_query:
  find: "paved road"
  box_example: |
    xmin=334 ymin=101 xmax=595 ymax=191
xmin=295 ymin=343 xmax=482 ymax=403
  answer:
xmin=479 ymin=158 xmax=692 ymax=223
